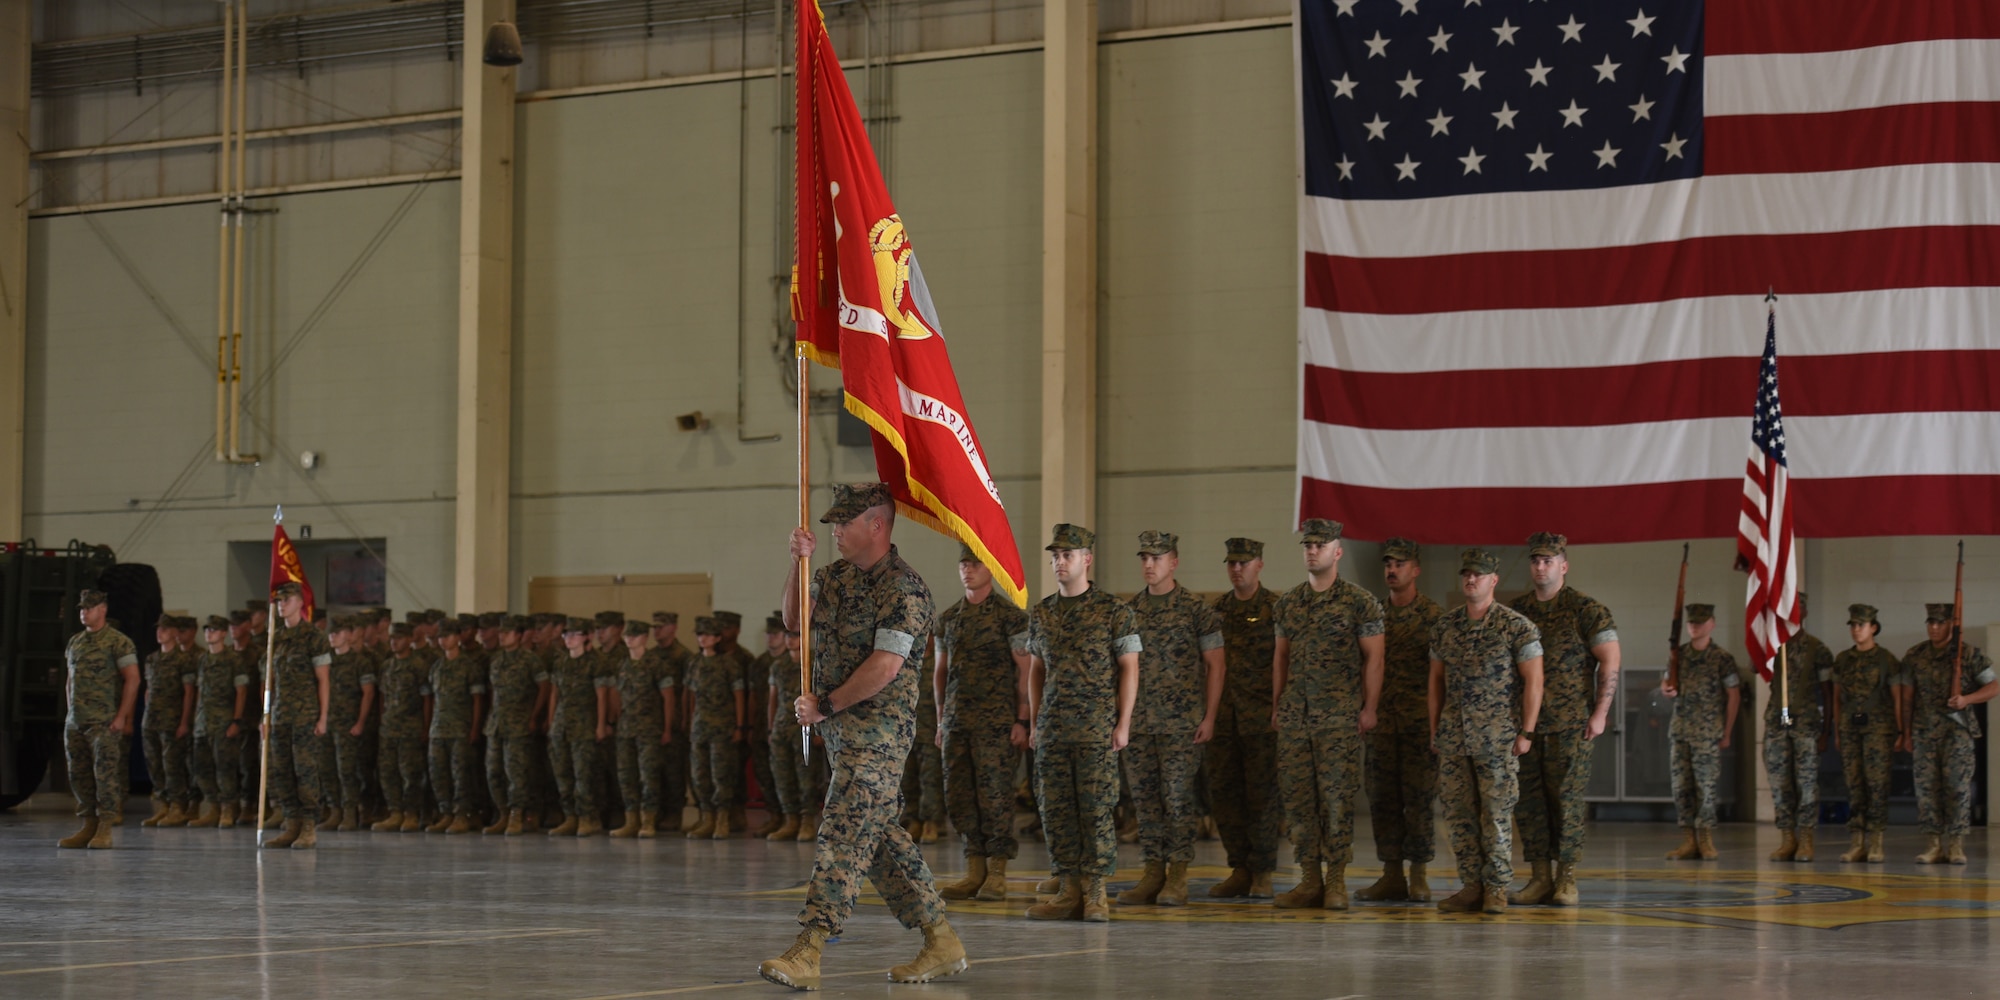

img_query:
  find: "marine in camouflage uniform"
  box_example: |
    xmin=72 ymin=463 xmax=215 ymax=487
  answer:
xmin=745 ymin=613 xmax=787 ymax=836
xmin=425 ymin=621 xmax=487 ymax=830
xmin=1506 ymin=532 xmax=1619 ymax=904
xmin=1764 ymin=595 xmax=1833 ymax=861
xmin=760 ymin=483 xmax=961 ymax=992
xmin=1207 ymin=537 xmax=1282 ymax=897
xmin=650 ymin=612 xmax=696 ymax=830
xmin=486 ymin=617 xmax=551 ymax=833
xmin=685 ymin=619 xmax=746 ymax=834
xmin=1831 ymin=604 xmax=1901 ymax=860
xmin=326 ymin=617 xmax=380 ymax=828
xmin=768 ymin=629 xmax=830 ymax=839
xmin=264 ymin=584 xmax=333 ymax=846
xmin=189 ymin=616 xmax=250 ymax=826
xmin=1025 ymin=522 xmax=1141 ymax=924
xmin=1271 ymin=518 xmax=1385 ymax=910
xmin=140 ymin=616 xmax=197 ymax=821
xmin=373 ymin=623 xmax=431 ymax=829
xmin=1897 ymin=602 xmax=1999 ymax=863
xmin=613 ymin=619 xmax=676 ymax=832
xmin=717 ymin=610 xmax=774 ymax=828
xmin=1360 ymin=538 xmax=1441 ymax=902
xmin=933 ymin=542 xmax=1030 ymax=901
xmin=1119 ymin=530 xmax=1225 ymax=906
xmin=60 ymin=589 xmax=141 ymax=848
xmin=548 ymin=618 xmax=609 ymax=833
xmin=900 ymin=645 xmax=946 ymax=836
xmin=228 ymin=610 xmax=262 ymax=814
xmin=1665 ymin=606 xmax=1740 ymax=860
xmin=1429 ymin=549 xmax=1544 ymax=914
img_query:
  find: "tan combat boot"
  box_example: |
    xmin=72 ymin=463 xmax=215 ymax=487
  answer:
xmin=265 ymin=818 xmax=301 ymax=849
xmin=1082 ymin=875 xmax=1111 ymax=922
xmin=187 ymin=802 xmax=221 ymax=829
xmin=888 ymin=917 xmax=968 ymax=984
xmin=1665 ymin=827 xmax=1701 ymax=860
xmin=322 ymin=806 xmax=344 ymax=832
xmin=1794 ymin=828 xmax=1816 ymax=862
xmin=504 ymin=810 xmax=526 ymax=836
xmin=1865 ymin=831 xmax=1886 ymax=863
xmin=919 ymin=820 xmax=939 ymax=844
xmin=293 ymin=820 xmax=317 ymax=849
xmin=977 ymin=857 xmax=1009 ymax=902
xmin=1839 ymin=830 xmax=1867 ymax=862
xmin=1550 ymin=863 xmax=1579 ymax=906
xmin=766 ymin=814 xmax=800 ymax=842
xmin=1354 ymin=860 xmax=1407 ymax=901
xmin=684 ymin=810 xmax=714 ymax=839
xmin=1436 ymin=882 xmax=1481 ymax=913
xmin=1026 ymin=875 xmax=1083 ymax=920
xmin=659 ymin=806 xmax=683 ymax=833
xmin=638 ymin=810 xmax=659 ymax=839
xmin=338 ymin=808 xmax=363 ymax=833
xmin=1946 ymin=836 xmax=1967 ymax=865
xmin=426 ymin=813 xmax=452 ymax=834
xmin=940 ymin=856 xmax=988 ymax=901
xmin=1249 ymin=871 xmax=1275 ymax=898
xmin=1157 ymin=861 xmax=1191 ymax=906
xmin=755 ymin=812 xmax=784 ymax=838
xmin=159 ymin=802 xmax=190 ymax=828
xmin=1274 ymin=862 xmax=1325 ymax=908
xmin=482 ymin=811 xmax=509 ymax=835
xmin=1916 ymin=834 xmax=1945 ymax=863
xmin=370 ymin=809 xmax=403 ymax=832
xmin=1769 ymin=828 xmax=1797 ymax=861
xmin=795 ymin=809 xmax=820 ymax=842
xmin=1208 ymin=867 xmax=1252 ymax=898
xmin=83 ymin=819 xmax=115 ymax=848
xmin=548 ymin=813 xmax=580 ymax=836
xmin=1509 ymin=860 xmax=1553 ymax=905
xmin=141 ymin=795 xmax=169 ymax=827
xmin=399 ymin=812 xmax=424 ymax=833
xmin=1323 ymin=865 xmax=1350 ymax=910
xmin=219 ymin=804 xmax=240 ymax=829
xmin=1406 ymin=863 xmax=1432 ymax=902
xmin=1696 ymin=827 xmax=1719 ymax=860
xmin=1034 ymin=872 xmax=1063 ymax=894
xmin=757 ymin=926 xmax=828 ymax=991
xmin=609 ymin=810 xmax=641 ymax=839
xmin=730 ymin=805 xmax=749 ymax=835
xmin=708 ymin=810 xmax=731 ymax=840
xmin=445 ymin=814 xmax=473 ymax=835
xmin=1481 ymin=885 xmax=1508 ymax=915
xmin=575 ymin=813 xmax=604 ymax=837
xmin=1118 ymin=860 xmax=1165 ymax=905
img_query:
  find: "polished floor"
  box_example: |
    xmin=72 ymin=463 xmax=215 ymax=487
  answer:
xmin=3 ymin=799 xmax=1995 ymax=999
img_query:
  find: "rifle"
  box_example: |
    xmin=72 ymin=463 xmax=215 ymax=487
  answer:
xmin=1950 ymin=540 xmax=1965 ymax=713
xmin=1668 ymin=543 xmax=1688 ymax=692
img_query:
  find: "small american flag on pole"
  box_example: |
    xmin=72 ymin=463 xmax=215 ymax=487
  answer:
xmin=1738 ymin=300 xmax=1799 ymax=681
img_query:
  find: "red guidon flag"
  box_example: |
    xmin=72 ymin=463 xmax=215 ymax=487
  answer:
xmin=791 ymin=0 xmax=1027 ymax=606
xmin=270 ymin=524 xmax=314 ymax=623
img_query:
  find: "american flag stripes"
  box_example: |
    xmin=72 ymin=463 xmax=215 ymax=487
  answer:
xmin=1738 ymin=306 xmax=1798 ymax=681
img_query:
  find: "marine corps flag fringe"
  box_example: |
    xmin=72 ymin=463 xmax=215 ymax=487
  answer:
xmin=789 ymin=0 xmax=1029 ymax=615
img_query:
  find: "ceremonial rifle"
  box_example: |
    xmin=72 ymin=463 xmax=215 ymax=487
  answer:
xmin=1668 ymin=543 xmax=1688 ymax=692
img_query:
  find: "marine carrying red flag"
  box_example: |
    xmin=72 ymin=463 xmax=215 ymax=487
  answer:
xmin=270 ymin=524 xmax=314 ymax=623
xmin=791 ymin=0 xmax=1027 ymax=607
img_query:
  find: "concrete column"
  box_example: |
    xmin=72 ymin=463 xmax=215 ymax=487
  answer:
xmin=454 ymin=0 xmax=516 ymax=611
xmin=1039 ymin=0 xmax=1096 ymax=595
xmin=0 ymin=2 xmax=29 ymax=541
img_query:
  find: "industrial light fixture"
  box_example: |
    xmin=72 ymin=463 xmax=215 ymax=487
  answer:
xmin=482 ymin=21 xmax=524 ymax=66
xmin=676 ymin=411 xmax=712 ymax=432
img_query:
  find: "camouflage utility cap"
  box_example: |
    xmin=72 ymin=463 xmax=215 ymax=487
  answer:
xmin=562 ymin=616 xmax=592 ymax=634
xmin=1381 ymin=537 xmax=1421 ymax=563
xmin=1136 ymin=530 xmax=1178 ymax=556
xmin=435 ymin=619 xmax=463 ymax=637
xmin=651 ymin=611 xmax=679 ymax=625
xmin=1685 ymin=603 xmax=1716 ymax=623
xmin=1847 ymin=604 xmax=1880 ymax=626
xmin=457 ymin=613 xmax=479 ymax=628
xmin=389 ymin=622 xmax=413 ymax=637
xmin=244 ymin=599 xmax=268 ymax=612
xmin=1527 ymin=532 xmax=1568 ymax=557
xmin=405 ymin=611 xmax=428 ymax=624
xmin=623 ymin=620 xmax=650 ymax=638
xmin=1926 ymin=603 xmax=1955 ymax=623
xmin=694 ymin=616 xmax=724 ymax=636
xmin=479 ymin=612 xmax=506 ymax=628
xmin=1224 ymin=537 xmax=1264 ymax=561
xmin=957 ymin=542 xmax=979 ymax=563
xmin=1298 ymin=518 xmax=1343 ymax=545
xmin=228 ymin=609 xmax=252 ymax=626
xmin=155 ymin=613 xmax=177 ymax=629
xmin=765 ymin=612 xmax=785 ymax=633
xmin=204 ymin=614 xmax=230 ymax=631
xmin=504 ymin=615 xmax=532 ymax=632
xmin=594 ymin=610 xmax=625 ymax=628
xmin=820 ymin=481 xmax=894 ymax=523
xmin=1046 ymin=523 xmax=1094 ymax=551
xmin=272 ymin=581 xmax=303 ymax=600
xmin=1459 ymin=548 xmax=1500 ymax=575
xmin=714 ymin=610 xmax=742 ymax=628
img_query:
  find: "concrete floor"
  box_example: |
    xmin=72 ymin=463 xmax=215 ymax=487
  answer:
xmin=3 ymin=799 xmax=1996 ymax=999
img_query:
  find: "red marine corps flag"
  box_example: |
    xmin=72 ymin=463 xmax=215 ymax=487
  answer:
xmin=270 ymin=513 xmax=314 ymax=622
xmin=790 ymin=0 xmax=1027 ymax=608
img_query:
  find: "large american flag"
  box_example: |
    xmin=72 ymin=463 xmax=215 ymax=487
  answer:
xmin=1296 ymin=0 xmax=2000 ymax=542
xmin=1738 ymin=307 xmax=1797 ymax=680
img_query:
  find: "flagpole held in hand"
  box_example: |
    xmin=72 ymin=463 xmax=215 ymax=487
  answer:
xmin=254 ymin=505 xmax=281 ymax=846
xmin=797 ymin=344 xmax=813 ymax=761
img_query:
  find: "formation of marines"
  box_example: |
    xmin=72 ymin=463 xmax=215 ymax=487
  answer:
xmin=60 ymin=488 xmax=1998 ymax=940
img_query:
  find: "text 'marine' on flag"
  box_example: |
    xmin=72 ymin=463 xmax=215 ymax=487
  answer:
xmin=1739 ymin=309 xmax=1799 ymax=679
xmin=791 ymin=0 xmax=1028 ymax=606
xmin=271 ymin=524 xmax=314 ymax=624
xmin=1296 ymin=0 xmax=2000 ymax=543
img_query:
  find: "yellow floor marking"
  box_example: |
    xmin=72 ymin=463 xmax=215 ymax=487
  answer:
xmin=0 ymin=928 xmax=593 ymax=976
xmin=572 ymin=947 xmax=1111 ymax=1000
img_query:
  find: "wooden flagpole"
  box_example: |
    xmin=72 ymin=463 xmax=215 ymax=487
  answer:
xmin=797 ymin=346 xmax=813 ymax=760
xmin=253 ymin=505 xmax=281 ymax=844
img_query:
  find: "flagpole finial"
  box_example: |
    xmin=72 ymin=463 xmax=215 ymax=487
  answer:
xmin=274 ymin=505 xmax=283 ymax=525
xmin=1765 ymin=286 xmax=1778 ymax=303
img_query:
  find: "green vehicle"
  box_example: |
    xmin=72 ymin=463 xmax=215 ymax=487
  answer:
xmin=0 ymin=540 xmax=161 ymax=810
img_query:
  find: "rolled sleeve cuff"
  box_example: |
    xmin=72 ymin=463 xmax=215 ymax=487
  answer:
xmin=1976 ymin=667 xmax=1999 ymax=687
xmin=180 ymin=673 xmax=198 ymax=685
xmin=116 ymin=654 xmax=139 ymax=668
xmin=311 ymin=654 xmax=332 ymax=668
xmin=1722 ymin=672 xmax=1741 ymax=688
xmin=1113 ymin=634 xmax=1142 ymax=656
xmin=1517 ymin=640 xmax=1544 ymax=664
xmin=592 ymin=678 xmax=612 ymax=688
xmin=533 ymin=672 xmax=550 ymax=683
xmin=1199 ymin=632 xmax=1225 ymax=652
xmin=1008 ymin=631 xmax=1031 ymax=652
xmin=657 ymin=677 xmax=675 ymax=690
xmin=1589 ymin=629 xmax=1619 ymax=646
xmin=233 ymin=674 xmax=251 ymax=687
xmin=1359 ymin=621 xmax=1385 ymax=638
xmin=874 ymin=628 xmax=916 ymax=658
xmin=360 ymin=674 xmax=377 ymax=686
